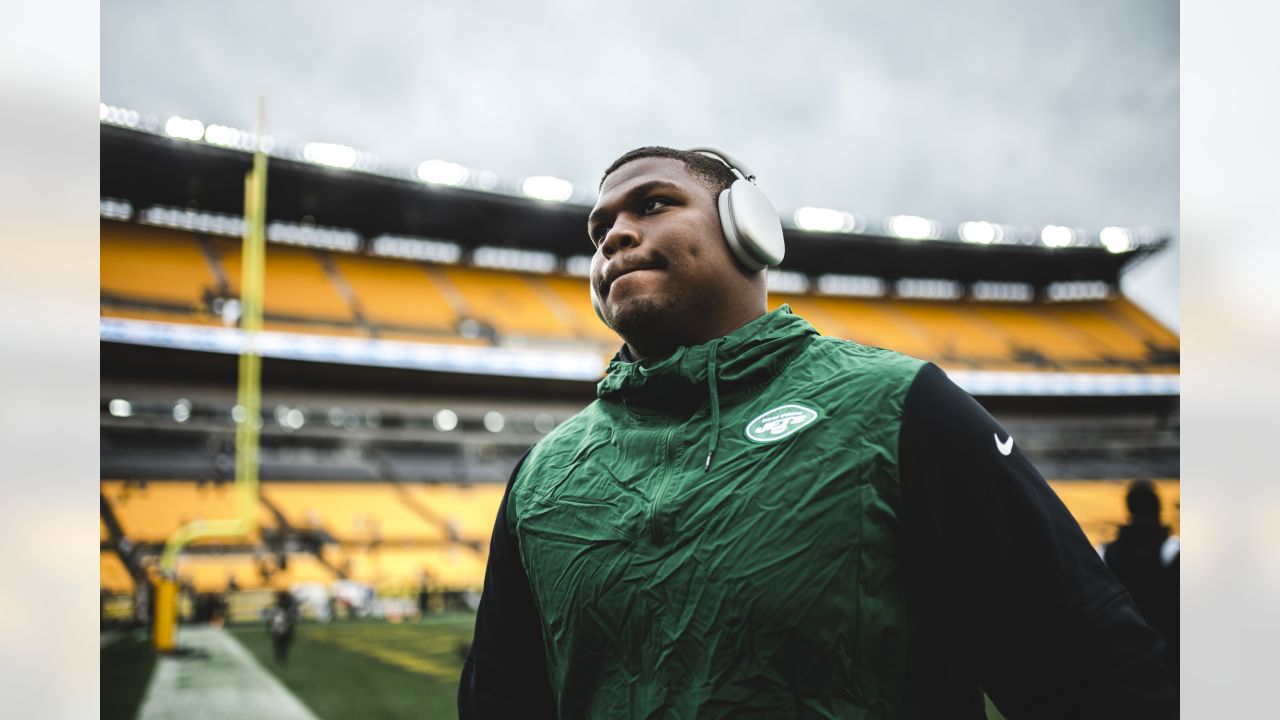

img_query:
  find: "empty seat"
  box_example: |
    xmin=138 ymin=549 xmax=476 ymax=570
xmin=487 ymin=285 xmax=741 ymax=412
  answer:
xmin=100 ymin=223 xmax=219 ymax=307
xmin=403 ymin=484 xmax=507 ymax=542
xmin=101 ymin=552 xmax=134 ymax=592
xmin=1047 ymin=479 xmax=1180 ymax=547
xmin=262 ymin=483 xmax=446 ymax=543
xmin=101 ymin=480 xmax=275 ymax=543
xmin=215 ymin=242 xmax=355 ymax=325
xmin=440 ymin=267 xmax=575 ymax=339
xmin=331 ymin=255 xmax=459 ymax=332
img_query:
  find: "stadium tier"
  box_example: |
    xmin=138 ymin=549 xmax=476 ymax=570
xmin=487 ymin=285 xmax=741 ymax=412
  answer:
xmin=261 ymin=482 xmax=449 ymax=543
xmin=99 ymin=220 xmax=1177 ymax=374
xmin=101 ymin=479 xmax=276 ymax=544
xmin=100 ymin=551 xmax=134 ymax=593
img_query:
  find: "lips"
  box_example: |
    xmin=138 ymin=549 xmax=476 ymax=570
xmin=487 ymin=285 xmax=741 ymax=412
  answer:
xmin=600 ymin=256 xmax=665 ymax=297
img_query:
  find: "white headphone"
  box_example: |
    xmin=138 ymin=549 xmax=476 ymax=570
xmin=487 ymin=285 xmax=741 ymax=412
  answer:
xmin=591 ymin=147 xmax=785 ymax=328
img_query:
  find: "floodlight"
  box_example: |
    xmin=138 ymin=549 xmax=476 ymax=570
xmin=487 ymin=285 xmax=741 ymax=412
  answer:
xmin=164 ymin=116 xmax=205 ymax=141
xmin=108 ymin=399 xmax=132 ymax=418
xmin=483 ymin=411 xmax=505 ymax=433
xmin=416 ymin=159 xmax=469 ymax=186
xmin=434 ymin=409 xmax=459 ymax=432
xmin=794 ymin=207 xmax=853 ymax=233
xmin=959 ymin=221 xmax=1001 ymax=245
xmin=1040 ymin=225 xmax=1074 ymax=248
xmin=302 ymin=142 xmax=358 ymax=169
xmin=887 ymin=215 xmax=938 ymax=240
xmin=1099 ymin=226 xmax=1132 ymax=253
xmin=521 ymin=176 xmax=574 ymax=202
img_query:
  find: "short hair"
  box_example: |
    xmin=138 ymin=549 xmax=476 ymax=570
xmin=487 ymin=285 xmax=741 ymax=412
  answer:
xmin=599 ymin=146 xmax=738 ymax=197
xmin=1125 ymin=479 xmax=1160 ymax=519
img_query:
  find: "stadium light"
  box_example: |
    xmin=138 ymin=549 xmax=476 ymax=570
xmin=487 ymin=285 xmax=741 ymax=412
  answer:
xmin=108 ymin=398 xmax=132 ymax=418
xmin=534 ymin=413 xmax=556 ymax=433
xmin=1040 ymin=225 xmax=1075 ymax=248
xmin=958 ymin=221 xmax=1002 ymax=245
xmin=172 ymin=399 xmax=192 ymax=423
xmin=302 ymin=142 xmax=358 ymax=169
xmin=886 ymin=215 xmax=939 ymax=240
xmin=99 ymin=103 xmax=108 ymax=121
xmin=793 ymin=207 xmax=856 ymax=233
xmin=483 ymin=411 xmax=505 ymax=433
xmin=434 ymin=409 xmax=459 ymax=432
xmin=100 ymin=197 xmax=133 ymax=221
xmin=1099 ymin=226 xmax=1133 ymax=253
xmin=164 ymin=116 xmax=205 ymax=141
xmin=416 ymin=159 xmax=469 ymax=186
xmin=971 ymin=281 xmax=1034 ymax=302
xmin=521 ymin=175 xmax=574 ymax=202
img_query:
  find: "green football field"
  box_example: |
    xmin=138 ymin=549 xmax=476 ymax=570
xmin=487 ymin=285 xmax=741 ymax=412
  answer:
xmin=102 ymin=613 xmax=1008 ymax=719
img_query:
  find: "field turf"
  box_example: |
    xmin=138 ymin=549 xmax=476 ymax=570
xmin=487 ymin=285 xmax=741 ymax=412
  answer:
xmin=103 ymin=614 xmax=1010 ymax=719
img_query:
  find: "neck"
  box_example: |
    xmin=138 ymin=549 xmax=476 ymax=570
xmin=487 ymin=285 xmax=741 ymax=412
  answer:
xmin=623 ymin=305 xmax=767 ymax=362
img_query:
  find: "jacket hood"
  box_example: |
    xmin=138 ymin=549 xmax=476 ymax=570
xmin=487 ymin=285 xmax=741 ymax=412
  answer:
xmin=596 ymin=305 xmax=817 ymax=407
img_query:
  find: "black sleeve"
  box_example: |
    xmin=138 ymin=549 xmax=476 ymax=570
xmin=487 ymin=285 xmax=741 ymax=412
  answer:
xmin=458 ymin=453 xmax=557 ymax=719
xmin=897 ymin=364 xmax=1177 ymax=720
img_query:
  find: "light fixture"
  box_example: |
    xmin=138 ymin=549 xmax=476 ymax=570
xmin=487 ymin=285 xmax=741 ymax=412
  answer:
xmin=164 ymin=116 xmax=205 ymax=141
xmin=302 ymin=142 xmax=358 ymax=169
xmin=793 ymin=207 xmax=855 ymax=233
xmin=1040 ymin=225 xmax=1074 ymax=248
xmin=416 ymin=160 xmax=469 ymax=186
xmin=434 ymin=409 xmax=459 ymax=432
xmin=886 ymin=215 xmax=938 ymax=240
xmin=483 ymin=411 xmax=505 ymax=433
xmin=521 ymin=176 xmax=574 ymax=202
xmin=1099 ymin=226 xmax=1132 ymax=253
xmin=108 ymin=399 xmax=132 ymax=418
xmin=959 ymin=221 xmax=1001 ymax=245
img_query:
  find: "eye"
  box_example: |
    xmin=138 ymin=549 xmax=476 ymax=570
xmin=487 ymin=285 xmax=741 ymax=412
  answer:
xmin=642 ymin=197 xmax=672 ymax=214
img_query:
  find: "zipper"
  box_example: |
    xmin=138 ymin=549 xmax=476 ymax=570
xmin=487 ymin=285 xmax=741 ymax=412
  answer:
xmin=646 ymin=424 xmax=679 ymax=544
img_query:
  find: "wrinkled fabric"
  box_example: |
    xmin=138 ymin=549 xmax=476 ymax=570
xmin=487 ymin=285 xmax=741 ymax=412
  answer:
xmin=509 ymin=307 xmax=925 ymax=718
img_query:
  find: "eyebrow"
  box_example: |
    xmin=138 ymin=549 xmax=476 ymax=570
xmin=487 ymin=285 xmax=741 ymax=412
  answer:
xmin=587 ymin=179 xmax=684 ymax=230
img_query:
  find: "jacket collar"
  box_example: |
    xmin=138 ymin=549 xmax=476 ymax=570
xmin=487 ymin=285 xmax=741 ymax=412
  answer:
xmin=596 ymin=305 xmax=816 ymax=407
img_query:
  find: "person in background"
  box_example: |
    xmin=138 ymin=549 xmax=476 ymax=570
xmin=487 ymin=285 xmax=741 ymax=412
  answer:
xmin=1101 ymin=479 xmax=1180 ymax=685
xmin=266 ymin=589 xmax=298 ymax=665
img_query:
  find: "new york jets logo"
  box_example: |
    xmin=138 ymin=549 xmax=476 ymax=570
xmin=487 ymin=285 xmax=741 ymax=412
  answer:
xmin=745 ymin=403 xmax=820 ymax=444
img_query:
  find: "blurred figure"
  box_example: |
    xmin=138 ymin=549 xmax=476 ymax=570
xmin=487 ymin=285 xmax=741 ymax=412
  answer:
xmin=266 ymin=590 xmax=298 ymax=665
xmin=1101 ymin=480 xmax=1179 ymax=685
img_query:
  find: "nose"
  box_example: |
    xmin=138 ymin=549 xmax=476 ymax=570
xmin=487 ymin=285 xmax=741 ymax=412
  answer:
xmin=598 ymin=221 xmax=640 ymax=259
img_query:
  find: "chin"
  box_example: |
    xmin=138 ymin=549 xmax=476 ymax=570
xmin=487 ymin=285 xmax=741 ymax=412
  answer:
xmin=608 ymin=295 xmax=675 ymax=342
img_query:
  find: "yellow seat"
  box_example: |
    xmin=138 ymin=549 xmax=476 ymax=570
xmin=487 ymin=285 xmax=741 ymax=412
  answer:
xmin=332 ymin=255 xmax=459 ymax=332
xmin=101 ymin=480 xmax=275 ymax=544
xmin=1047 ymin=479 xmax=1180 ymax=547
xmin=263 ymin=483 xmax=446 ymax=543
xmin=100 ymin=222 xmax=219 ymax=307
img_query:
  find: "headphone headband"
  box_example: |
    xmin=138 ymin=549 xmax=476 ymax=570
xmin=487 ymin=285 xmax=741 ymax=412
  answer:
xmin=686 ymin=147 xmax=757 ymax=183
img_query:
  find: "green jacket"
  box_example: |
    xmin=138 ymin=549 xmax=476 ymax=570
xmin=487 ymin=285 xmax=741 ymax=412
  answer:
xmin=461 ymin=306 xmax=1177 ymax=719
xmin=513 ymin=306 xmax=922 ymax=717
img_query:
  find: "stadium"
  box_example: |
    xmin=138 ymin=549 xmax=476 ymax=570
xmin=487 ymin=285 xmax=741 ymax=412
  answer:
xmin=99 ymin=103 xmax=1179 ymax=719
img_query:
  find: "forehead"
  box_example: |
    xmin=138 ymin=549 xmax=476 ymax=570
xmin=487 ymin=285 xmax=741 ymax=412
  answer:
xmin=594 ymin=157 xmax=700 ymax=210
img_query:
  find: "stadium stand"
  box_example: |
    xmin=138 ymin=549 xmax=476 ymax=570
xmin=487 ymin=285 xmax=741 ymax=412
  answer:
xmin=333 ymin=546 xmax=487 ymax=591
xmin=329 ymin=254 xmax=459 ymax=337
xmin=402 ymin=483 xmax=507 ymax=543
xmin=261 ymin=482 xmax=448 ymax=543
xmin=212 ymin=240 xmax=362 ymax=333
xmin=101 ymin=480 xmax=276 ymax=543
xmin=438 ymin=266 xmax=577 ymax=341
xmin=101 ymin=551 xmax=134 ymax=593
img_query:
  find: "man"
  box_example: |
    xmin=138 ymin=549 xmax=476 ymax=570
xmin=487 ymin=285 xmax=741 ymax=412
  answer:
xmin=1101 ymin=480 xmax=1180 ymax=686
xmin=459 ymin=147 xmax=1176 ymax=718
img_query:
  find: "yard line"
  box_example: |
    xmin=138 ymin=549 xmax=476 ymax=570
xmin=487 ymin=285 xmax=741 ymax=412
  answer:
xmin=136 ymin=626 xmax=319 ymax=720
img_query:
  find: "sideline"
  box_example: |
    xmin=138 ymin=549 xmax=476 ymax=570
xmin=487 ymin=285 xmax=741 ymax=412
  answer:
xmin=136 ymin=625 xmax=319 ymax=720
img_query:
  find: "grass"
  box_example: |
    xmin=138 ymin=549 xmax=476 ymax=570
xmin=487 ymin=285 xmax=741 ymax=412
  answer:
xmin=100 ymin=630 xmax=157 ymax=720
xmin=228 ymin=614 xmax=476 ymax=720
xmin=104 ymin=615 xmax=1011 ymax=719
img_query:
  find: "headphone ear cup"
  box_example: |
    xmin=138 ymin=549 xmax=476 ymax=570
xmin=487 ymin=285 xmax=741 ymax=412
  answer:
xmin=718 ymin=180 xmax=785 ymax=271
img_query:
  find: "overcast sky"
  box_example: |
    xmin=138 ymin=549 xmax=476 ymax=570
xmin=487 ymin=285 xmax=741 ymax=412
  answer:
xmin=101 ymin=0 xmax=1179 ymax=330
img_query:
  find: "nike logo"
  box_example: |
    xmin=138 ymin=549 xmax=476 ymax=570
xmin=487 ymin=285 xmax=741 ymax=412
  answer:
xmin=994 ymin=433 xmax=1014 ymax=456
